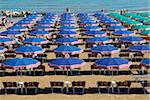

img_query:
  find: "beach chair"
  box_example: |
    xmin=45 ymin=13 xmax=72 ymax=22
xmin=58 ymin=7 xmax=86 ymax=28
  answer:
xmin=119 ymin=53 xmax=129 ymax=58
xmin=23 ymin=54 xmax=33 ymax=58
xmin=72 ymin=81 xmax=86 ymax=94
xmin=88 ymin=53 xmax=97 ymax=60
xmin=70 ymin=68 xmax=81 ymax=75
xmin=37 ymin=54 xmax=47 ymax=62
xmin=109 ymin=67 xmax=119 ymax=75
xmin=55 ymin=52 xmax=64 ymax=58
xmin=4 ymin=50 xmax=16 ymax=59
xmin=53 ymin=67 xmax=65 ymax=75
xmin=24 ymin=82 xmax=39 ymax=94
xmin=50 ymin=81 xmax=64 ymax=93
xmin=97 ymin=81 xmax=111 ymax=94
xmin=33 ymin=65 xmax=45 ymax=76
xmin=116 ymin=81 xmax=131 ymax=94
xmin=91 ymin=64 xmax=99 ymax=74
xmin=141 ymin=81 xmax=150 ymax=94
xmin=3 ymin=82 xmax=18 ymax=95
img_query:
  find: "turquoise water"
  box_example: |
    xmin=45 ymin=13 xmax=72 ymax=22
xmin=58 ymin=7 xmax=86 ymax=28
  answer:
xmin=0 ymin=0 xmax=150 ymax=13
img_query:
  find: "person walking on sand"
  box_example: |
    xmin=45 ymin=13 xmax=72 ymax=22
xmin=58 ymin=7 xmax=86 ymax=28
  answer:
xmin=66 ymin=8 xmax=70 ymax=13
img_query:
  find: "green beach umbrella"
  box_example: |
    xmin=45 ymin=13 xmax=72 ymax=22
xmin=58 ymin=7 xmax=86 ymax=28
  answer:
xmin=141 ymin=30 xmax=150 ymax=35
xmin=132 ymin=25 xmax=150 ymax=30
xmin=125 ymin=21 xmax=143 ymax=25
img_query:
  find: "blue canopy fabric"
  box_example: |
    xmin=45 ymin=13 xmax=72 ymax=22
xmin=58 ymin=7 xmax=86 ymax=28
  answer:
xmin=15 ymin=45 xmax=44 ymax=54
xmin=7 ymin=25 xmax=27 ymax=31
xmin=108 ymin=25 xmax=125 ymax=30
xmin=141 ymin=58 xmax=150 ymax=65
xmin=3 ymin=58 xmax=40 ymax=68
xmin=0 ymin=31 xmax=22 ymax=36
xmin=85 ymin=30 xmax=105 ymax=35
xmin=129 ymin=45 xmax=150 ymax=51
xmin=91 ymin=45 xmax=118 ymax=52
xmin=56 ymin=37 xmax=78 ymax=43
xmin=29 ymin=30 xmax=49 ymax=35
xmin=113 ymin=30 xmax=133 ymax=35
xmin=87 ymin=37 xmax=111 ymax=43
xmin=120 ymin=36 xmax=144 ymax=42
xmin=0 ymin=37 xmax=15 ymax=43
xmin=58 ymin=31 xmax=77 ymax=35
xmin=84 ymin=26 xmax=100 ymax=30
xmin=54 ymin=45 xmax=81 ymax=52
xmin=59 ymin=26 xmax=76 ymax=30
xmin=95 ymin=58 xmax=129 ymax=67
xmin=0 ymin=46 xmax=7 ymax=53
xmin=49 ymin=57 xmax=84 ymax=66
xmin=24 ymin=38 xmax=48 ymax=44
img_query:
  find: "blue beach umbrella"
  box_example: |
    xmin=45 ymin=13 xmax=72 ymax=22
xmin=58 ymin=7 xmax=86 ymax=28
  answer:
xmin=113 ymin=30 xmax=134 ymax=36
xmin=84 ymin=26 xmax=101 ymax=31
xmin=84 ymin=30 xmax=105 ymax=36
xmin=29 ymin=30 xmax=50 ymax=36
xmin=49 ymin=57 xmax=85 ymax=69
xmin=7 ymin=25 xmax=28 ymax=31
xmin=54 ymin=45 xmax=82 ymax=55
xmin=3 ymin=58 xmax=41 ymax=69
xmin=0 ymin=31 xmax=22 ymax=36
xmin=15 ymin=45 xmax=45 ymax=54
xmin=120 ymin=36 xmax=145 ymax=44
xmin=95 ymin=57 xmax=131 ymax=69
xmin=87 ymin=37 xmax=112 ymax=44
xmin=129 ymin=45 xmax=150 ymax=53
xmin=24 ymin=37 xmax=49 ymax=45
xmin=140 ymin=58 xmax=150 ymax=66
xmin=58 ymin=31 xmax=77 ymax=36
xmin=108 ymin=25 xmax=125 ymax=30
xmin=91 ymin=45 xmax=120 ymax=54
xmin=0 ymin=46 xmax=7 ymax=53
xmin=59 ymin=26 xmax=76 ymax=31
xmin=0 ymin=37 xmax=15 ymax=45
xmin=56 ymin=37 xmax=79 ymax=44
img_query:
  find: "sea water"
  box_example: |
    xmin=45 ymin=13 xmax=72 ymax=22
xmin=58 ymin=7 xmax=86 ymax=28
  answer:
xmin=0 ymin=0 xmax=150 ymax=13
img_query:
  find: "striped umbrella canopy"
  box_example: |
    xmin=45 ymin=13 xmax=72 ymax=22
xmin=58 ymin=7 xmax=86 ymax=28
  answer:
xmin=91 ymin=45 xmax=120 ymax=54
xmin=129 ymin=45 xmax=150 ymax=53
xmin=141 ymin=30 xmax=150 ymax=35
xmin=0 ymin=31 xmax=22 ymax=36
xmin=125 ymin=21 xmax=143 ymax=25
xmin=0 ymin=46 xmax=7 ymax=53
xmin=58 ymin=31 xmax=77 ymax=36
xmin=55 ymin=37 xmax=80 ymax=45
xmin=15 ymin=45 xmax=45 ymax=54
xmin=24 ymin=37 xmax=49 ymax=45
xmin=7 ymin=25 xmax=28 ymax=31
xmin=29 ymin=30 xmax=50 ymax=36
xmin=95 ymin=57 xmax=131 ymax=69
xmin=132 ymin=25 xmax=150 ymax=30
xmin=84 ymin=30 xmax=105 ymax=36
xmin=140 ymin=58 xmax=150 ymax=68
xmin=120 ymin=36 xmax=146 ymax=44
xmin=33 ymin=25 xmax=53 ymax=31
xmin=3 ymin=58 xmax=41 ymax=69
xmin=104 ymin=21 xmax=121 ymax=25
xmin=0 ymin=37 xmax=16 ymax=45
xmin=87 ymin=37 xmax=112 ymax=44
xmin=54 ymin=45 xmax=83 ymax=55
xmin=49 ymin=57 xmax=86 ymax=69
xmin=113 ymin=30 xmax=134 ymax=36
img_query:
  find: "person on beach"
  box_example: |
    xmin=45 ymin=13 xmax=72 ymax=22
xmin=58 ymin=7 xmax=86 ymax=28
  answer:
xmin=66 ymin=8 xmax=70 ymax=12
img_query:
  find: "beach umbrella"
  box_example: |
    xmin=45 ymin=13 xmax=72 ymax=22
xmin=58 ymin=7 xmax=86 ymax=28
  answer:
xmin=94 ymin=57 xmax=131 ymax=69
xmin=87 ymin=37 xmax=112 ymax=44
xmin=58 ymin=31 xmax=77 ymax=36
xmin=55 ymin=37 xmax=80 ymax=45
xmin=84 ymin=26 xmax=101 ymax=31
xmin=84 ymin=30 xmax=105 ymax=36
xmin=141 ymin=30 xmax=150 ymax=35
xmin=125 ymin=21 xmax=143 ymax=25
xmin=3 ymin=58 xmax=40 ymax=69
xmin=0 ymin=37 xmax=16 ymax=45
xmin=49 ymin=57 xmax=86 ymax=69
xmin=104 ymin=21 xmax=121 ymax=25
xmin=90 ymin=45 xmax=120 ymax=54
xmin=24 ymin=37 xmax=49 ymax=45
xmin=33 ymin=25 xmax=53 ymax=31
xmin=120 ymin=36 xmax=146 ymax=44
xmin=59 ymin=26 xmax=76 ymax=31
xmin=107 ymin=25 xmax=126 ymax=30
xmin=15 ymin=45 xmax=45 ymax=54
xmin=7 ymin=25 xmax=28 ymax=31
xmin=113 ymin=30 xmax=134 ymax=36
xmin=29 ymin=30 xmax=50 ymax=36
xmin=132 ymin=25 xmax=150 ymax=30
xmin=0 ymin=46 xmax=7 ymax=53
xmin=140 ymin=58 xmax=150 ymax=67
xmin=129 ymin=45 xmax=150 ymax=53
xmin=54 ymin=45 xmax=83 ymax=55
xmin=0 ymin=31 xmax=22 ymax=36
